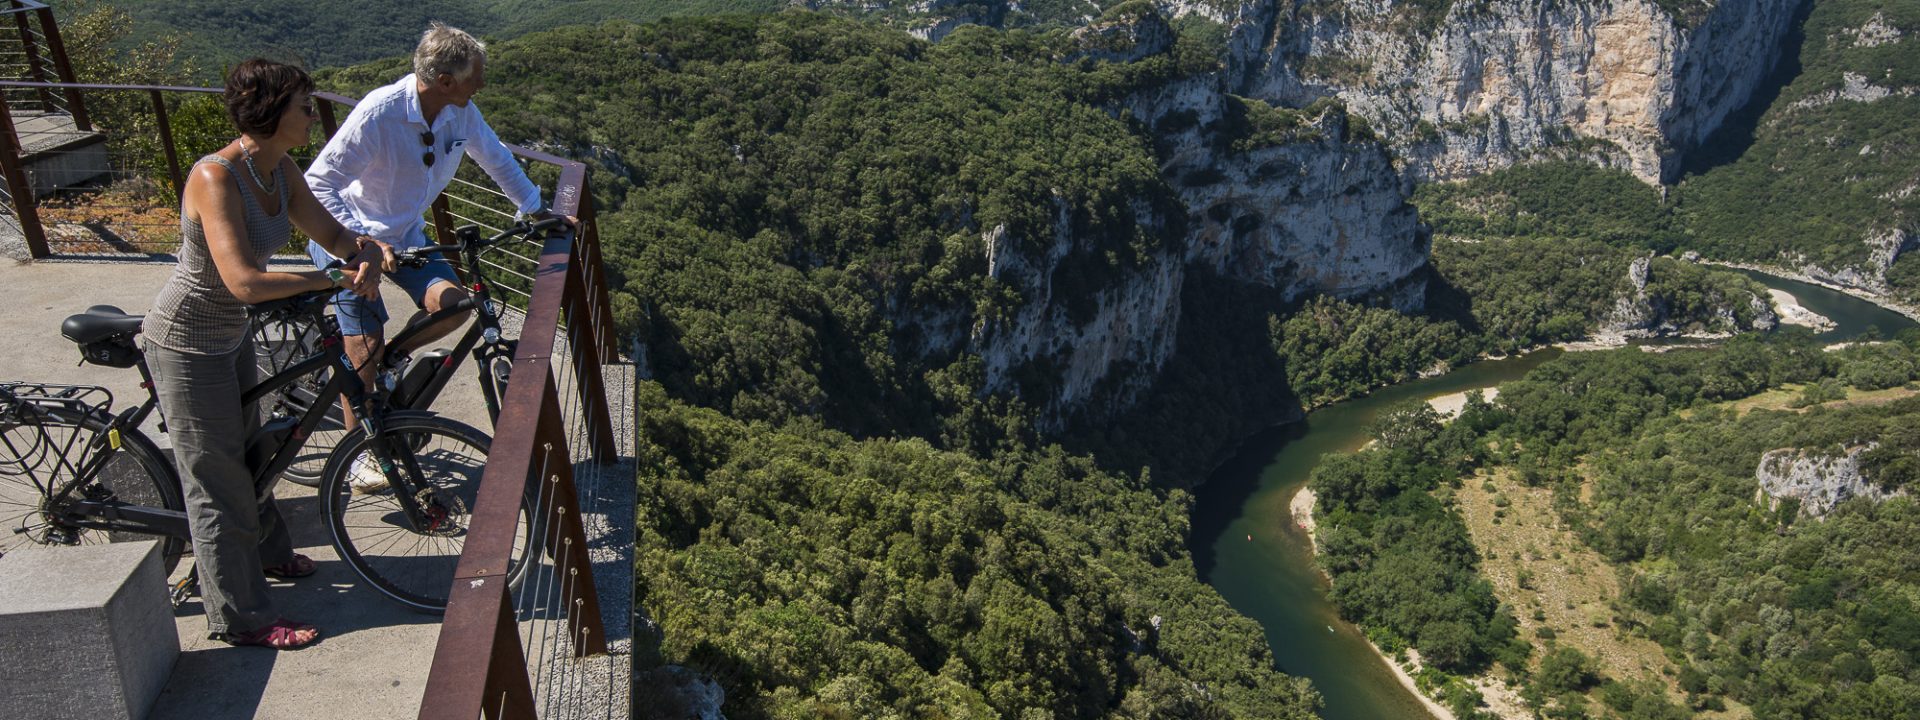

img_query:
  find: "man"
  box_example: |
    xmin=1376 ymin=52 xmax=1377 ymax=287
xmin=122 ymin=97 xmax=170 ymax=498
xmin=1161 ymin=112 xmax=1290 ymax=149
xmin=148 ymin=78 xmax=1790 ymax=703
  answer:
xmin=306 ymin=23 xmax=554 ymax=486
xmin=307 ymin=22 xmax=552 ymax=365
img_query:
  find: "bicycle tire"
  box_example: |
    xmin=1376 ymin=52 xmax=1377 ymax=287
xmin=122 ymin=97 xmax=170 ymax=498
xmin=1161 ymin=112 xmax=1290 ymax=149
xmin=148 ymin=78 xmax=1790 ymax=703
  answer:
xmin=0 ymin=406 xmax=186 ymax=573
xmin=251 ymin=315 xmax=344 ymax=487
xmin=318 ymin=412 xmax=532 ymax=613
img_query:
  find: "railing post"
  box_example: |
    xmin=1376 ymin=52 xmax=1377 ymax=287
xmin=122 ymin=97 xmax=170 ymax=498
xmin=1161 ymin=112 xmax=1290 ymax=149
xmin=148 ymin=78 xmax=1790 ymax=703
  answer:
xmin=11 ymin=5 xmax=51 ymax=110
xmin=316 ymin=98 xmax=339 ymax=141
xmin=577 ymin=182 xmax=619 ymax=358
xmin=35 ymin=6 xmax=86 ymax=131
xmin=149 ymin=90 xmax=182 ymax=201
xmin=420 ymin=580 xmax=537 ymax=720
xmin=0 ymin=95 xmax=49 ymax=258
xmin=430 ymin=193 xmax=468 ymax=283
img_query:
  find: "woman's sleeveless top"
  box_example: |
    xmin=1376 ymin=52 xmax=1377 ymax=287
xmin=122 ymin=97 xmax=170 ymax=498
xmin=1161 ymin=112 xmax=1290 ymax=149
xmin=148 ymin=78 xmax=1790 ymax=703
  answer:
xmin=143 ymin=154 xmax=290 ymax=354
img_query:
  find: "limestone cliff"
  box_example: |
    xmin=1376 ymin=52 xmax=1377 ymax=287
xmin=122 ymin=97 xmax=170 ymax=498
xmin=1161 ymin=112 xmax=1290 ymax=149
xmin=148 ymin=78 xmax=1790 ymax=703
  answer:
xmin=1225 ymin=0 xmax=1802 ymax=184
xmin=819 ymin=0 xmax=1800 ymax=185
xmin=1756 ymin=444 xmax=1905 ymax=519
xmin=958 ymin=14 xmax=1429 ymax=425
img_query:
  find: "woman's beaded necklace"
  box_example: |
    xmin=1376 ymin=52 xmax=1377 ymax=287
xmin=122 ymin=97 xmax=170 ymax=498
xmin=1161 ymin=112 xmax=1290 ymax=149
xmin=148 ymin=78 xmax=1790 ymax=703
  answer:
xmin=237 ymin=136 xmax=277 ymax=194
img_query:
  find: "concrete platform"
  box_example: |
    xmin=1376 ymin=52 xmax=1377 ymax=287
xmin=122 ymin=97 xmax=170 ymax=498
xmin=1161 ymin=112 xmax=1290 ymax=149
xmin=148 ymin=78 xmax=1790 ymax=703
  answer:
xmin=2 ymin=256 xmax=632 ymax=719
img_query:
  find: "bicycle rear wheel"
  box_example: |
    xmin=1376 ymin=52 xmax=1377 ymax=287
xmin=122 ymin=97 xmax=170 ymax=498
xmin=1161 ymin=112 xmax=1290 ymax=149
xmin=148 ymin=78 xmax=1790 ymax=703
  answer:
xmin=319 ymin=412 xmax=531 ymax=612
xmin=0 ymin=406 xmax=186 ymax=573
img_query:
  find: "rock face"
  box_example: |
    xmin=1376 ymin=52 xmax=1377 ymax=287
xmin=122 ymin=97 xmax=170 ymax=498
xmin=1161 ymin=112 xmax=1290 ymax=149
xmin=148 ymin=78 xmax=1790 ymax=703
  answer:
xmin=963 ymin=44 xmax=1429 ymax=425
xmin=1224 ymin=0 xmax=1802 ymax=184
xmin=1782 ymin=227 xmax=1920 ymax=294
xmin=835 ymin=0 xmax=1801 ymax=184
xmin=1756 ymin=445 xmax=1905 ymax=519
xmin=811 ymin=0 xmax=1795 ymax=421
xmin=632 ymin=665 xmax=727 ymax=719
xmin=1131 ymin=70 xmax=1431 ymax=303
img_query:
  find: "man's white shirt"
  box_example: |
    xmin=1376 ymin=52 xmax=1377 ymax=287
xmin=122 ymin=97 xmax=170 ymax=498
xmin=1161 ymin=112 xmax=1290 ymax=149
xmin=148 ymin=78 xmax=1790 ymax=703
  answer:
xmin=305 ymin=73 xmax=542 ymax=254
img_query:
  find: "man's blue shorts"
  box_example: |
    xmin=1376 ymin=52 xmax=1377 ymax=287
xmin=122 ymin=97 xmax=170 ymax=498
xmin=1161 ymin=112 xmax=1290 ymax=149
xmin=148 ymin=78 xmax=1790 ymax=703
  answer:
xmin=308 ymin=238 xmax=460 ymax=337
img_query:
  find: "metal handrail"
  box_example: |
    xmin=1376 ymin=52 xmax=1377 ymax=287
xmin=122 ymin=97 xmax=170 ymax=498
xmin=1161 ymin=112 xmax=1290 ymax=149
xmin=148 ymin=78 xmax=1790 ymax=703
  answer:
xmin=0 ymin=2 xmax=87 ymax=129
xmin=0 ymin=0 xmax=50 ymax=15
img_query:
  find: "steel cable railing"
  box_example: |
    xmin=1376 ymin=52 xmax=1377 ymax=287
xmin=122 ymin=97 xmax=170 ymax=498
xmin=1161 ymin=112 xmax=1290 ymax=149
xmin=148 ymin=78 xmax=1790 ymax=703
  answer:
xmin=413 ymin=150 xmax=628 ymax=720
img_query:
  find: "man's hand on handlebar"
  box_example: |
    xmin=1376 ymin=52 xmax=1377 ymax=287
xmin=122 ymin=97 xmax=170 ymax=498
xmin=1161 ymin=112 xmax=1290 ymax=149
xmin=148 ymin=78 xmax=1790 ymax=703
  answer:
xmin=531 ymin=209 xmax=579 ymax=229
xmin=351 ymin=235 xmax=397 ymax=273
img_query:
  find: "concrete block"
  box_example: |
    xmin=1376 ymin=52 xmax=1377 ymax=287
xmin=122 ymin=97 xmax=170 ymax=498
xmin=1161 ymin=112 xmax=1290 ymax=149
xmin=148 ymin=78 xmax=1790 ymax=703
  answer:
xmin=0 ymin=540 xmax=180 ymax=720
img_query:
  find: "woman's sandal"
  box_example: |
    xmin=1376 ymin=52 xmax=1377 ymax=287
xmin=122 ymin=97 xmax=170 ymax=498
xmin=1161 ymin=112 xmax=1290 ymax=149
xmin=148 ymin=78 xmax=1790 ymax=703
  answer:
xmin=263 ymin=553 xmax=317 ymax=579
xmin=216 ymin=618 xmax=320 ymax=650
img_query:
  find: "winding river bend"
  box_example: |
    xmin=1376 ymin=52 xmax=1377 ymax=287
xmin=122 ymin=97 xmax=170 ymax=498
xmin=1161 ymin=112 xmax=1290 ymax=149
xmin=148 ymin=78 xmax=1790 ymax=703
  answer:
xmin=1190 ymin=272 xmax=1916 ymax=720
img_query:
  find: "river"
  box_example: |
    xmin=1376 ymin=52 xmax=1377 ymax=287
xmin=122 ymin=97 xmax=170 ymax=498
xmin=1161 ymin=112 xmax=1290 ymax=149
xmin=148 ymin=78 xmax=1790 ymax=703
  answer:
xmin=1190 ymin=271 xmax=1916 ymax=720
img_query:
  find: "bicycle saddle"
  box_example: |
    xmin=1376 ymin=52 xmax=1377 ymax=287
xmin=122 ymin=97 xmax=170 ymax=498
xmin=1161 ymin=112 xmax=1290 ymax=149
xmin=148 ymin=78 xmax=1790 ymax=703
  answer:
xmin=61 ymin=305 xmax=145 ymax=344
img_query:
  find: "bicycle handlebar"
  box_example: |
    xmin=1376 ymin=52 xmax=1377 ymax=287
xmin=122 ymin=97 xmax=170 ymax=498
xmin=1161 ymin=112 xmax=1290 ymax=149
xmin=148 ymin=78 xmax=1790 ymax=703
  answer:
xmin=391 ymin=217 xmax=569 ymax=269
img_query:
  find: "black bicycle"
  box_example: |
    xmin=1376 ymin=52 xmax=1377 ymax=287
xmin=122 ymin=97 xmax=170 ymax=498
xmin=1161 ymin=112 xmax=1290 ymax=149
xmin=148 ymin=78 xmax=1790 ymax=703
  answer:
xmin=255 ymin=218 xmax=561 ymax=486
xmin=0 ymin=291 xmax=536 ymax=613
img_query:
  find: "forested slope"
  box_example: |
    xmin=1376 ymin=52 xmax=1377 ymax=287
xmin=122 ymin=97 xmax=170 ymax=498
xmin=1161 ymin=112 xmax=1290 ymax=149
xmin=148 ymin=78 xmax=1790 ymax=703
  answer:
xmin=108 ymin=0 xmax=783 ymax=74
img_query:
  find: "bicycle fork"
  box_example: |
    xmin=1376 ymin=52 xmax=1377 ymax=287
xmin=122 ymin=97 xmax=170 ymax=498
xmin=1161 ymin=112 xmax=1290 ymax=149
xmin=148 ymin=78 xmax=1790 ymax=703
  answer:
xmin=355 ymin=414 xmax=460 ymax=535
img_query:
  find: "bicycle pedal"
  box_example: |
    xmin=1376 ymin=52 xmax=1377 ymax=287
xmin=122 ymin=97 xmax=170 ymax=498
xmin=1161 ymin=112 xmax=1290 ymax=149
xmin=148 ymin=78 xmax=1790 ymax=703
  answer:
xmin=169 ymin=575 xmax=199 ymax=608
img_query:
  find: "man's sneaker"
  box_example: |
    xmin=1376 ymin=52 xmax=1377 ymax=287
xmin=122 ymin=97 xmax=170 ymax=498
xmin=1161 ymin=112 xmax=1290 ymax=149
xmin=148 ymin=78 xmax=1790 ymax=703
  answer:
xmin=348 ymin=453 xmax=389 ymax=494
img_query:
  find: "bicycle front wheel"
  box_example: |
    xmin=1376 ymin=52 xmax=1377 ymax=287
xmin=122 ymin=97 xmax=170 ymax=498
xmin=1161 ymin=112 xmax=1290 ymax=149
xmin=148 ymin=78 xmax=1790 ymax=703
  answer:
xmin=319 ymin=412 xmax=531 ymax=612
xmin=0 ymin=407 xmax=186 ymax=573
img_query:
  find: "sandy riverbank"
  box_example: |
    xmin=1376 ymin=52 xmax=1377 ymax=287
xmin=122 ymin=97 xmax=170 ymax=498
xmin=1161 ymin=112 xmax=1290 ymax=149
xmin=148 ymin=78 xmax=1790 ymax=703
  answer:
xmin=1284 ymin=387 xmax=1533 ymax=720
xmin=1768 ymin=288 xmax=1836 ymax=331
xmin=1425 ymin=387 xmax=1501 ymax=419
xmin=1703 ymin=260 xmax=1920 ymax=323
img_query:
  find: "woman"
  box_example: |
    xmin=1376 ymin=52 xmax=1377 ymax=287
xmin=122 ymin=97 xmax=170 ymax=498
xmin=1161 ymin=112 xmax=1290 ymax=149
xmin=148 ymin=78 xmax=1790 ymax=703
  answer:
xmin=142 ymin=59 xmax=394 ymax=650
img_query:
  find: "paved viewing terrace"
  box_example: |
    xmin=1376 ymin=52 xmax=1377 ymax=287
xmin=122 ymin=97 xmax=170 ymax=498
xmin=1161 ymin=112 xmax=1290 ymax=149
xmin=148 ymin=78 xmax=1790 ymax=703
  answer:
xmin=3 ymin=256 xmax=636 ymax=719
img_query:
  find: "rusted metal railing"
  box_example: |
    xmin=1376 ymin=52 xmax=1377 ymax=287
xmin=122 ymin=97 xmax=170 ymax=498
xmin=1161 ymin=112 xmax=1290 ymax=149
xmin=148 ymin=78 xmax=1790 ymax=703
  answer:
xmin=0 ymin=1 xmax=86 ymax=128
xmin=0 ymin=80 xmax=223 ymax=257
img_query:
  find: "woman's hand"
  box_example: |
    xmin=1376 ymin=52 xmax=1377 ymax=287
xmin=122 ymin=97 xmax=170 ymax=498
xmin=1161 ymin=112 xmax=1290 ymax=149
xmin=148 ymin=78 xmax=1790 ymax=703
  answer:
xmin=341 ymin=262 xmax=381 ymax=300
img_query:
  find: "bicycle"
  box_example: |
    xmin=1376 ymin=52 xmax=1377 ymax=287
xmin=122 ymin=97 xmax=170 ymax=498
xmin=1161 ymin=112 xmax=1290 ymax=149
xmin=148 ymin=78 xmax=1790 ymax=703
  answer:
xmin=1 ymin=290 xmax=537 ymax=613
xmin=254 ymin=218 xmax=562 ymax=486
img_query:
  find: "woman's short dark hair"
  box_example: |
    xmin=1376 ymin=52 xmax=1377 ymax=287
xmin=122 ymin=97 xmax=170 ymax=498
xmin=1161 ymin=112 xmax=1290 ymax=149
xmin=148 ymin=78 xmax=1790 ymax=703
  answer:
xmin=223 ymin=59 xmax=312 ymax=136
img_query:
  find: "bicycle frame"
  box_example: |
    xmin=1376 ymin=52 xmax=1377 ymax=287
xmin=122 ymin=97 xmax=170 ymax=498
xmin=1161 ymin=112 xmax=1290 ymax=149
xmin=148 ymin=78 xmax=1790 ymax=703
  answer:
xmin=382 ymin=228 xmax=521 ymax=424
xmin=58 ymin=308 xmax=444 ymax=539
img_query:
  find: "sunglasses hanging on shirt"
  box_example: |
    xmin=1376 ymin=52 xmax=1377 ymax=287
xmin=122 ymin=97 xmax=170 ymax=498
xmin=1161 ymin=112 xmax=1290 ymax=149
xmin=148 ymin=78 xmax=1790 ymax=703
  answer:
xmin=420 ymin=129 xmax=435 ymax=168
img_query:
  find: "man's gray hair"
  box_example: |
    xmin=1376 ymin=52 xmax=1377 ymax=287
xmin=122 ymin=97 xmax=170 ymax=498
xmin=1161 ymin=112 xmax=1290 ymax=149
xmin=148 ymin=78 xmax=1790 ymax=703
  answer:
xmin=414 ymin=22 xmax=486 ymax=81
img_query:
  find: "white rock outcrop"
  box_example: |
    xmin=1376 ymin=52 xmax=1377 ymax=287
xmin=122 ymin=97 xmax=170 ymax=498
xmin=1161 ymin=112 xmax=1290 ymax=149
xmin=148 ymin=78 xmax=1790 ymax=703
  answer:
xmin=1756 ymin=445 xmax=1905 ymax=519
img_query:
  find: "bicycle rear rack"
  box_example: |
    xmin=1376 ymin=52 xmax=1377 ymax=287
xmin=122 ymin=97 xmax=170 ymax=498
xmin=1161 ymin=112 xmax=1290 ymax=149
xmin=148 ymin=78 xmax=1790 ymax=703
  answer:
xmin=0 ymin=382 xmax=114 ymax=483
xmin=0 ymin=381 xmax=114 ymax=417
